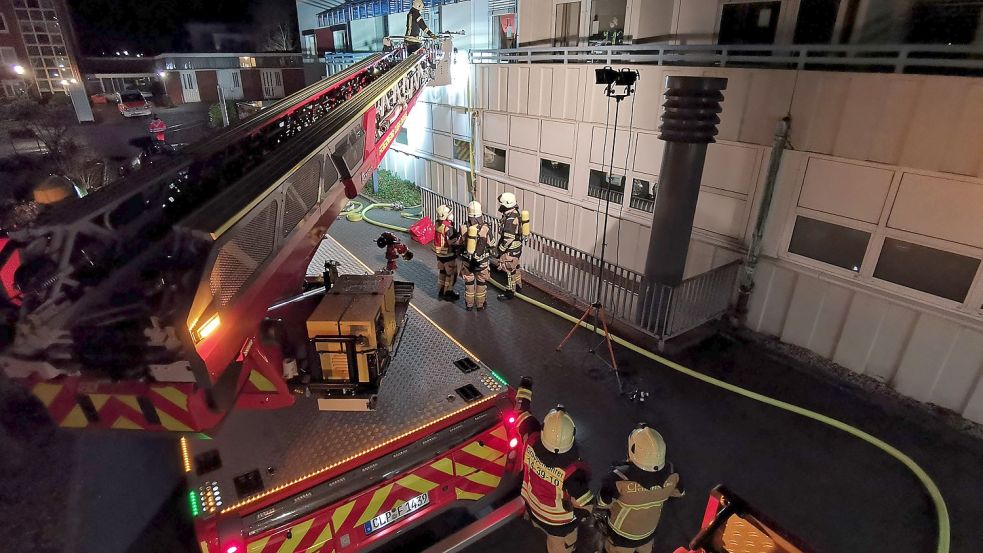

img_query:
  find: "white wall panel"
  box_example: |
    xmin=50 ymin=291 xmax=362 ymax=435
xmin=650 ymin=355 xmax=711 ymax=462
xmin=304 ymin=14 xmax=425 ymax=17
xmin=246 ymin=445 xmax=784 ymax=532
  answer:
xmin=789 ymin=72 xmax=850 ymax=156
xmin=780 ymin=276 xmax=852 ymax=359
xmin=527 ymin=67 xmax=553 ymax=117
xmin=894 ymin=315 xmax=961 ymax=402
xmin=629 ymin=67 xmax=665 ymax=133
xmin=507 ymin=66 xmax=529 ymax=114
xmin=832 ymin=75 xmax=885 ymax=161
xmin=432 ymin=104 xmax=452 ymax=133
xmin=590 ymin=126 xmax=631 ymax=169
xmin=963 ymin=375 xmax=983 ymax=423
xmin=482 ymin=112 xmax=508 ymax=145
xmin=940 ymin=82 xmax=983 ymax=177
xmin=550 ymin=67 xmax=583 ymax=120
xmin=451 ymin=108 xmax=470 ymax=137
xmin=507 ymin=148 xmax=539 ymax=183
xmin=704 ymin=68 xmax=749 ymax=142
xmin=899 ymin=77 xmax=970 ymax=173
xmin=867 ymin=78 xmax=921 ymax=166
xmin=703 ymin=143 xmax=759 ymax=194
xmin=888 ymin=173 xmax=983 ymax=248
xmin=927 ymin=328 xmax=983 ymax=412
xmin=694 ymin=191 xmax=747 ymax=238
xmin=408 ymin=101 xmax=432 ymax=130
xmin=509 ymin=116 xmax=541 ymax=152
xmin=739 ymin=70 xmax=795 ymax=146
xmin=633 ymin=132 xmax=665 ymax=175
xmin=433 ymin=134 xmax=452 ymax=159
xmin=540 ymin=120 xmax=576 ymax=158
xmin=833 ymin=294 xmax=915 ymax=382
xmin=798 ymin=158 xmax=893 ymax=223
xmin=746 ymin=262 xmax=797 ymax=337
xmin=481 ymin=66 xmax=509 ymax=112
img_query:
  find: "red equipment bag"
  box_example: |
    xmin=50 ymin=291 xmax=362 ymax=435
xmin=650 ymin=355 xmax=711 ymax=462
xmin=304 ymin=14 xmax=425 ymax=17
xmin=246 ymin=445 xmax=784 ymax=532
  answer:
xmin=409 ymin=216 xmax=435 ymax=245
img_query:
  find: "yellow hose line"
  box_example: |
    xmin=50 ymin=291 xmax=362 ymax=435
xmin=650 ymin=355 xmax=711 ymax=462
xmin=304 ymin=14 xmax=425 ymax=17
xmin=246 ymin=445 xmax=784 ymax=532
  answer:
xmin=359 ymin=203 xmax=416 ymax=232
xmin=353 ymin=215 xmax=951 ymax=553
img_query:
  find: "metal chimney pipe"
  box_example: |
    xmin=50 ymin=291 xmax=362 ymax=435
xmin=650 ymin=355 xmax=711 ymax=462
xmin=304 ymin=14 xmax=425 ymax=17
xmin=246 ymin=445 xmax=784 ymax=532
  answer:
xmin=644 ymin=76 xmax=727 ymax=287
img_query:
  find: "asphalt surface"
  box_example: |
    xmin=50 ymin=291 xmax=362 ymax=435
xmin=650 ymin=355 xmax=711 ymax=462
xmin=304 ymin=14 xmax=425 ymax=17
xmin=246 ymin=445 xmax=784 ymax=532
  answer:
xmin=2 ymin=206 xmax=982 ymax=553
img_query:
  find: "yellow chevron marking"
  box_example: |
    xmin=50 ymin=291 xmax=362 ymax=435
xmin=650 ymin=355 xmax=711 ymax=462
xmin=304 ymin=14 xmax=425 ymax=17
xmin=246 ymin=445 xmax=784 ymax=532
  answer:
xmin=454 ymin=462 xmax=476 ymax=477
xmin=396 ymin=474 xmax=439 ymax=494
xmin=88 ymin=394 xmax=110 ymax=411
xmin=33 ymin=383 xmax=61 ymax=407
xmin=158 ymin=410 xmax=193 ymax=432
xmin=465 ymin=470 xmax=501 ymax=488
xmin=431 ymin=457 xmax=454 ymax=476
xmin=246 ymin=536 xmax=270 ymax=553
xmin=455 ymin=488 xmax=484 ymax=501
xmin=111 ymin=415 xmax=144 ymax=430
xmin=249 ymin=369 xmax=278 ymax=392
xmin=332 ymin=500 xmax=357 ymax=530
xmin=277 ymin=517 xmax=315 ymax=553
xmin=154 ymin=386 xmax=189 ymax=409
xmin=307 ymin=518 xmax=334 ymax=551
xmin=356 ymin=484 xmax=394 ymax=525
xmin=118 ymin=395 xmax=142 ymax=413
xmin=491 ymin=426 xmax=507 ymax=440
xmin=463 ymin=441 xmax=499 ymax=461
xmin=62 ymin=405 xmax=89 ymax=428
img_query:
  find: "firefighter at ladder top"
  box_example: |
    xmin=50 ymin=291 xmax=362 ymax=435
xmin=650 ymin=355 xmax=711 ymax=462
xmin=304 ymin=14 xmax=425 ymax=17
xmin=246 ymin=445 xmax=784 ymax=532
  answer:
xmin=494 ymin=192 xmax=529 ymax=301
xmin=597 ymin=424 xmax=685 ymax=553
xmin=514 ymin=377 xmax=594 ymax=553
xmin=405 ymin=0 xmax=436 ymax=55
xmin=460 ymin=201 xmax=491 ymax=311
xmin=434 ymin=204 xmax=461 ymax=302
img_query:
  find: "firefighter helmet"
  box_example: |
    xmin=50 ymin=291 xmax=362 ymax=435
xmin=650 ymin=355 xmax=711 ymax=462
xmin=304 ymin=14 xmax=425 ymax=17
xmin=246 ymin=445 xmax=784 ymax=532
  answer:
xmin=436 ymin=204 xmax=452 ymax=220
xmin=413 ymin=0 xmax=424 ymax=11
xmin=467 ymin=201 xmax=482 ymax=218
xmin=628 ymin=424 xmax=666 ymax=472
xmin=498 ymin=192 xmax=517 ymax=210
xmin=541 ymin=406 xmax=576 ymax=454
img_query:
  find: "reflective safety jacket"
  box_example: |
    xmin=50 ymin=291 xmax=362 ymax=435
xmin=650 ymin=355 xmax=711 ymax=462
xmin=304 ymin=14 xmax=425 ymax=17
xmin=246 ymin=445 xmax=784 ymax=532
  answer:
xmin=405 ymin=7 xmax=431 ymax=43
xmin=520 ymin=434 xmax=593 ymax=526
xmin=599 ymin=463 xmax=684 ymax=543
xmin=433 ymin=218 xmax=460 ymax=258
xmin=496 ymin=207 xmax=522 ymax=257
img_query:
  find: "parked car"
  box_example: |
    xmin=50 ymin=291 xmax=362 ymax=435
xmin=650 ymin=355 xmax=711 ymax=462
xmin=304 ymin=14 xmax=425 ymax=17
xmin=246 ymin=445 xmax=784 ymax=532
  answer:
xmin=117 ymin=90 xmax=152 ymax=117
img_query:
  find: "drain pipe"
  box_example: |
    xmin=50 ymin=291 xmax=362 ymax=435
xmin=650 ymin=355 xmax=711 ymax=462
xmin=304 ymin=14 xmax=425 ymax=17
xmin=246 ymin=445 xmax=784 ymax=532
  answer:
xmin=735 ymin=115 xmax=790 ymax=324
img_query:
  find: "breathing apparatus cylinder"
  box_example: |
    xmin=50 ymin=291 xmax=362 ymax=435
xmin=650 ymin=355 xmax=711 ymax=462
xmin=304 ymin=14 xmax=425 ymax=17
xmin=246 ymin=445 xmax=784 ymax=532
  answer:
xmin=520 ymin=210 xmax=531 ymax=237
xmin=466 ymin=225 xmax=478 ymax=254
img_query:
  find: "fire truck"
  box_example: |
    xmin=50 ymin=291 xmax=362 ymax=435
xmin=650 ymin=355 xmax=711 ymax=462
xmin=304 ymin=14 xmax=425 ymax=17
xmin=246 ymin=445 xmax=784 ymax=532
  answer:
xmin=0 ymin=37 xmax=522 ymax=552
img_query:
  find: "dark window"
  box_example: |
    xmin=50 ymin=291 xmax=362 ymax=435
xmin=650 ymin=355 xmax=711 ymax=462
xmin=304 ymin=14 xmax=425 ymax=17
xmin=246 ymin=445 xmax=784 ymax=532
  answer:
xmin=0 ymin=13 xmax=7 ymax=32
xmin=793 ymin=0 xmax=840 ymax=44
xmin=588 ymin=169 xmax=625 ymax=204
xmin=907 ymin=0 xmax=981 ymax=44
xmin=483 ymin=146 xmax=506 ymax=172
xmin=453 ymin=139 xmax=470 ymax=162
xmin=395 ymin=128 xmax=408 ymax=146
xmin=119 ymin=92 xmax=143 ymax=103
xmin=788 ymin=216 xmax=869 ymax=272
xmin=718 ymin=1 xmax=782 ymax=45
xmin=539 ymin=159 xmax=571 ymax=190
xmin=629 ymin=178 xmax=656 ymax=212
xmin=874 ymin=238 xmax=980 ymax=302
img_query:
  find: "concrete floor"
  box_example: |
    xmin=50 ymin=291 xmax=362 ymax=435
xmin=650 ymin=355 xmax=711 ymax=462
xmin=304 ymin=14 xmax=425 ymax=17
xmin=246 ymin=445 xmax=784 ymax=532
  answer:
xmin=3 ymin=209 xmax=982 ymax=553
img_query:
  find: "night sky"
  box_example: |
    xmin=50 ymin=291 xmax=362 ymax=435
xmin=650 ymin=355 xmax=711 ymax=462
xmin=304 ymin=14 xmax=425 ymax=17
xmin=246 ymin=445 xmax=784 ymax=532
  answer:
xmin=68 ymin=0 xmax=298 ymax=56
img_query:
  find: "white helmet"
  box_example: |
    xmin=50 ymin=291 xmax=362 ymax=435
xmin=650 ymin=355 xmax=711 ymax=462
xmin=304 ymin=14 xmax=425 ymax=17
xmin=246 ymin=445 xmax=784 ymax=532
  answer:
xmin=412 ymin=0 xmax=424 ymax=11
xmin=436 ymin=204 xmax=452 ymax=220
xmin=628 ymin=424 xmax=666 ymax=472
xmin=467 ymin=201 xmax=482 ymax=218
xmin=541 ymin=406 xmax=576 ymax=454
xmin=498 ymin=192 xmax=517 ymax=210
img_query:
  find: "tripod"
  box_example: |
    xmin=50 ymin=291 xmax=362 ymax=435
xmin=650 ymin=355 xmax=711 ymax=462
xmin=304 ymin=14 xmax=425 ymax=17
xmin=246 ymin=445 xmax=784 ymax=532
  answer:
xmin=556 ymin=71 xmax=637 ymax=396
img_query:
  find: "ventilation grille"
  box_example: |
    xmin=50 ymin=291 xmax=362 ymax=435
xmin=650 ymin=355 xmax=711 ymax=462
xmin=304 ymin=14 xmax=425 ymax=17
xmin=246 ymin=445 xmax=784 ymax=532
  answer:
xmin=209 ymin=201 xmax=277 ymax=306
xmin=282 ymin=190 xmax=306 ymax=238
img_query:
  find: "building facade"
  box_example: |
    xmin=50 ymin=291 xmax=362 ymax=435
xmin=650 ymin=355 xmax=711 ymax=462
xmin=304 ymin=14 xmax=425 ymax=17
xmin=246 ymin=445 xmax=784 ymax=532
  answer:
xmin=0 ymin=0 xmax=81 ymax=98
xmin=303 ymin=0 xmax=983 ymax=423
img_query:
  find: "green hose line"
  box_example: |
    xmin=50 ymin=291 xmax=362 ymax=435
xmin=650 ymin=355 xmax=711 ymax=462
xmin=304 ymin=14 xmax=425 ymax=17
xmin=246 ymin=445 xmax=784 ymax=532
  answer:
xmin=359 ymin=203 xmax=416 ymax=232
xmin=351 ymin=214 xmax=951 ymax=553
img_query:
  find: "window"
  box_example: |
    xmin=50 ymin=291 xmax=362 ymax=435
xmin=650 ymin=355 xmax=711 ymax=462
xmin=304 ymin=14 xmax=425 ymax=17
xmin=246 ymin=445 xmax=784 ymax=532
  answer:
xmin=483 ymin=146 xmax=506 ymax=173
xmin=793 ymin=0 xmax=840 ymax=44
xmin=718 ymin=1 xmax=782 ymax=45
xmin=239 ymin=56 xmax=257 ymax=68
xmin=788 ymin=216 xmax=869 ymax=272
xmin=629 ymin=178 xmax=656 ymax=212
xmin=0 ymin=13 xmax=7 ymax=33
xmin=588 ymin=169 xmax=625 ymax=204
xmin=873 ymin=238 xmax=980 ymax=302
xmin=453 ymin=139 xmax=470 ymax=162
xmin=539 ymin=158 xmax=571 ymax=190
xmin=554 ymin=1 xmax=580 ymax=47
xmin=907 ymin=0 xmax=982 ymax=44
xmin=589 ymin=0 xmax=627 ymax=44
xmin=395 ymin=128 xmax=408 ymax=146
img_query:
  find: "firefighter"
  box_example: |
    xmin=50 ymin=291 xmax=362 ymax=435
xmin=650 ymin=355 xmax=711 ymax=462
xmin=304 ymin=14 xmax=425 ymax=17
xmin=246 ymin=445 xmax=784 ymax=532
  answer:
xmin=460 ymin=201 xmax=491 ymax=311
xmin=597 ymin=424 xmax=685 ymax=553
xmin=148 ymin=114 xmax=167 ymax=144
xmin=514 ymin=376 xmax=594 ymax=553
xmin=405 ymin=0 xmax=436 ymax=55
xmin=493 ymin=192 xmax=527 ymax=301
xmin=433 ymin=204 xmax=461 ymax=301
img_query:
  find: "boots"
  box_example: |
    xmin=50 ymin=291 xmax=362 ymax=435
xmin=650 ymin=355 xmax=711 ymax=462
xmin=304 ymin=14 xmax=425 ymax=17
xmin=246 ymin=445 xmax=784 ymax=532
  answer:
xmin=497 ymin=289 xmax=515 ymax=301
xmin=440 ymin=290 xmax=460 ymax=302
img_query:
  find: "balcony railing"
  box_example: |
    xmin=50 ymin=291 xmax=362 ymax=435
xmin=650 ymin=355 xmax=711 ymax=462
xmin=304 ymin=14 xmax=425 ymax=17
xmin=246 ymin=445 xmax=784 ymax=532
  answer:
xmin=588 ymin=185 xmax=624 ymax=205
xmin=420 ymin=188 xmax=739 ymax=345
xmin=469 ymin=43 xmax=983 ymax=75
xmin=629 ymin=195 xmax=655 ymax=212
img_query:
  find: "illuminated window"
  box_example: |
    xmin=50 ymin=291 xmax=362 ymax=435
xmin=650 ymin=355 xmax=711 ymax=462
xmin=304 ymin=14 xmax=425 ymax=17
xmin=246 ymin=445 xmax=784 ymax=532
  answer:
xmin=588 ymin=169 xmax=625 ymax=204
xmin=788 ymin=216 xmax=869 ymax=272
xmin=483 ymin=146 xmax=506 ymax=173
xmin=238 ymin=56 xmax=256 ymax=68
xmin=874 ymin=238 xmax=980 ymax=302
xmin=539 ymin=158 xmax=570 ymax=190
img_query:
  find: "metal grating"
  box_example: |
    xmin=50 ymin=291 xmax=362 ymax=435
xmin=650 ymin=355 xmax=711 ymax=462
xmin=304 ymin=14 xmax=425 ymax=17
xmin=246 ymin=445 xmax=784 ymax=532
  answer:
xmin=281 ymin=189 xmax=306 ymax=238
xmin=294 ymin=158 xmax=322 ymax=213
xmin=322 ymin=155 xmax=340 ymax=196
xmin=209 ymin=201 xmax=278 ymax=306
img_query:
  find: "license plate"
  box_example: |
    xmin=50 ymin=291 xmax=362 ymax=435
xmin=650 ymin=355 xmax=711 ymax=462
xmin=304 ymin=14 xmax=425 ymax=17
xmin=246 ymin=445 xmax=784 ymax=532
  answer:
xmin=363 ymin=492 xmax=430 ymax=535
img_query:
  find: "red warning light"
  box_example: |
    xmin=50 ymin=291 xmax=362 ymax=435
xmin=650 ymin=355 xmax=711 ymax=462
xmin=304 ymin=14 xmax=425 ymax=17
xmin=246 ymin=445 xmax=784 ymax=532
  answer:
xmin=226 ymin=545 xmax=239 ymax=553
xmin=508 ymin=416 xmax=516 ymax=424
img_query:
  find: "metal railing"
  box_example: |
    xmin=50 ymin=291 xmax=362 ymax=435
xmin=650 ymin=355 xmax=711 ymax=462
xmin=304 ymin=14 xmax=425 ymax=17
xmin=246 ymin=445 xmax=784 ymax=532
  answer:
xmin=628 ymin=195 xmax=655 ymax=213
xmin=322 ymin=52 xmax=376 ymax=76
xmin=588 ymin=185 xmax=624 ymax=205
xmin=420 ymin=188 xmax=739 ymax=344
xmin=469 ymin=43 xmax=983 ymax=75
